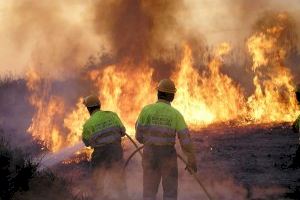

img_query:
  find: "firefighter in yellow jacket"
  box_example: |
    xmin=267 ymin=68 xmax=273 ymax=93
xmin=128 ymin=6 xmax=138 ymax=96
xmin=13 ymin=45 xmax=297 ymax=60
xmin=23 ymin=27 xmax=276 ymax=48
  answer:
xmin=135 ymin=79 xmax=197 ymax=200
xmin=82 ymin=95 xmax=127 ymax=199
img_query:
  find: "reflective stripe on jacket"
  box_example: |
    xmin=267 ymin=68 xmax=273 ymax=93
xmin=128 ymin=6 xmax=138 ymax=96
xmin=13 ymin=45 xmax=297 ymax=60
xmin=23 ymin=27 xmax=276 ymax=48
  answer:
xmin=82 ymin=110 xmax=125 ymax=147
xmin=135 ymin=100 xmax=195 ymax=159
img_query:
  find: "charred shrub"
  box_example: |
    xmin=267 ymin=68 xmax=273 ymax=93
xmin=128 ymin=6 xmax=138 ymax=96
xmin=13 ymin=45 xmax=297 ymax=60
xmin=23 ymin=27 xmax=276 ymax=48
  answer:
xmin=13 ymin=171 xmax=76 ymax=200
xmin=0 ymin=136 xmax=38 ymax=199
xmin=0 ymin=135 xmax=76 ymax=200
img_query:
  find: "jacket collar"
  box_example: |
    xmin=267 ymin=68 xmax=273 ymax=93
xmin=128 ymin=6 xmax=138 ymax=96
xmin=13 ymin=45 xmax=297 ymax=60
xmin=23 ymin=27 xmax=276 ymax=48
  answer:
xmin=157 ymin=99 xmax=171 ymax=105
xmin=91 ymin=109 xmax=100 ymax=116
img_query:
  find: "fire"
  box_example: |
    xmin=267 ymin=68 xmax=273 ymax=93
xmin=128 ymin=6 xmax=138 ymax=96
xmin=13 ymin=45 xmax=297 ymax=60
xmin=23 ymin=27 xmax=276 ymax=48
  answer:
xmin=64 ymin=100 xmax=89 ymax=146
xmin=173 ymin=45 xmax=214 ymax=125
xmin=26 ymin=12 xmax=299 ymax=156
xmin=89 ymin=63 xmax=155 ymax=134
xmin=173 ymin=43 xmax=246 ymax=127
xmin=26 ymin=63 xmax=155 ymax=153
xmin=26 ymin=69 xmax=65 ymax=152
xmin=26 ymin=69 xmax=90 ymax=153
xmin=246 ymin=13 xmax=298 ymax=122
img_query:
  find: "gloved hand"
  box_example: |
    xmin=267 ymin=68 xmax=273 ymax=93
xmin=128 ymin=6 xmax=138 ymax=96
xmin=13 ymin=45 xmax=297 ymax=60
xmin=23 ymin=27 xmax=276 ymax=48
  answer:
xmin=186 ymin=157 xmax=197 ymax=173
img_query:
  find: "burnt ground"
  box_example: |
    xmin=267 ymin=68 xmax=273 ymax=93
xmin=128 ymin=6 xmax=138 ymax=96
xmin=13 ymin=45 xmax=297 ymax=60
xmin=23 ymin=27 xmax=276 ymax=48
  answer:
xmin=190 ymin=123 xmax=300 ymax=200
xmin=53 ymin=123 xmax=300 ymax=200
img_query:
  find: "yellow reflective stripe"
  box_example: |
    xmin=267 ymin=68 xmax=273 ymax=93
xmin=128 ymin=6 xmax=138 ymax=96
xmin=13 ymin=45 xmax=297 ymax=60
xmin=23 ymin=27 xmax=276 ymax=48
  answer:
xmin=177 ymin=128 xmax=192 ymax=145
xmin=90 ymin=134 xmax=120 ymax=147
xmin=177 ymin=128 xmax=189 ymax=136
xmin=179 ymin=137 xmax=192 ymax=145
xmin=91 ymin=134 xmax=120 ymax=147
xmin=136 ymin=124 xmax=177 ymax=145
xmin=136 ymin=124 xmax=176 ymax=138
xmin=89 ymin=126 xmax=122 ymax=147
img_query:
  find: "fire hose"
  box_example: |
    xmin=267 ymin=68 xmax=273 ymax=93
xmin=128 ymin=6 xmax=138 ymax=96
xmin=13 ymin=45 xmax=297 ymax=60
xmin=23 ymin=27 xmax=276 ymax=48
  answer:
xmin=125 ymin=133 xmax=142 ymax=156
xmin=125 ymin=134 xmax=213 ymax=200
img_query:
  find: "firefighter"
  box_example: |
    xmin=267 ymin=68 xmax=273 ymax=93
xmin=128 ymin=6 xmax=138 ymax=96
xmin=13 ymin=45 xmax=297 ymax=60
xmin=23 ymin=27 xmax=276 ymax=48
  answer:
xmin=135 ymin=79 xmax=197 ymax=200
xmin=291 ymin=84 xmax=300 ymax=168
xmin=82 ymin=94 xmax=128 ymax=199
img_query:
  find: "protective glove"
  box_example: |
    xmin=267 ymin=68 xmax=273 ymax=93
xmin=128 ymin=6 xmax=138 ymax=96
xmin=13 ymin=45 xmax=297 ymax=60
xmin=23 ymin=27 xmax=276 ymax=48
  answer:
xmin=186 ymin=157 xmax=197 ymax=173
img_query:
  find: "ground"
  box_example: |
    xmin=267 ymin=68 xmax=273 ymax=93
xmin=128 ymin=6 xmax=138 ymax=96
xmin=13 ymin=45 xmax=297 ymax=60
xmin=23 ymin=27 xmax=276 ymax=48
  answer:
xmin=191 ymin=123 xmax=300 ymax=200
xmin=54 ymin=123 xmax=300 ymax=200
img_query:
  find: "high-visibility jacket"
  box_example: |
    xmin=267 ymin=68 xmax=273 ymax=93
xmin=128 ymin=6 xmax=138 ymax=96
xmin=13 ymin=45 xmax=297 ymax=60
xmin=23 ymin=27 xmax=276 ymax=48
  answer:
xmin=135 ymin=99 xmax=195 ymax=159
xmin=82 ymin=110 xmax=125 ymax=148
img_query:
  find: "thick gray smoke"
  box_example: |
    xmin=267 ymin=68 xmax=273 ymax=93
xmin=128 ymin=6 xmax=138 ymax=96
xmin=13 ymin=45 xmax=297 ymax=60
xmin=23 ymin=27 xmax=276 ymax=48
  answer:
xmin=1 ymin=0 xmax=299 ymax=78
xmin=0 ymin=0 xmax=100 ymax=78
xmin=183 ymin=0 xmax=300 ymax=46
xmin=0 ymin=1 xmax=300 ymax=199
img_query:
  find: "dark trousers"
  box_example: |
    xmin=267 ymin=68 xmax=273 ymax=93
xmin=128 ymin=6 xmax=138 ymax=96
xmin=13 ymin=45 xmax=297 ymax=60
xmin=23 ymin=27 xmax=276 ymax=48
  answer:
xmin=91 ymin=142 xmax=127 ymax=199
xmin=142 ymin=145 xmax=178 ymax=200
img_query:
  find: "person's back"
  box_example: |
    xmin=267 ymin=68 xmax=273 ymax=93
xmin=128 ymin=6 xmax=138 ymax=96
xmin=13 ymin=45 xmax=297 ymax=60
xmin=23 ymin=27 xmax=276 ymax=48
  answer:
xmin=136 ymin=79 xmax=197 ymax=200
xmin=82 ymin=95 xmax=127 ymax=199
xmin=136 ymin=100 xmax=193 ymax=148
xmin=83 ymin=110 xmax=125 ymax=148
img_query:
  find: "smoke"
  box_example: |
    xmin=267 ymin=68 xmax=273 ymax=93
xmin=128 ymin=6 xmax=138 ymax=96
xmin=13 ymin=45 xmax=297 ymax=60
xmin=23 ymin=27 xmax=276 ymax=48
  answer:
xmin=183 ymin=0 xmax=300 ymax=46
xmin=91 ymin=0 xmax=188 ymax=81
xmin=0 ymin=0 xmax=300 ymax=78
xmin=0 ymin=0 xmax=299 ymax=150
xmin=75 ymin=142 xmax=249 ymax=200
xmin=38 ymin=142 xmax=85 ymax=170
xmin=0 ymin=1 xmax=299 ymax=199
xmin=94 ymin=0 xmax=178 ymax=62
xmin=0 ymin=0 xmax=101 ymax=78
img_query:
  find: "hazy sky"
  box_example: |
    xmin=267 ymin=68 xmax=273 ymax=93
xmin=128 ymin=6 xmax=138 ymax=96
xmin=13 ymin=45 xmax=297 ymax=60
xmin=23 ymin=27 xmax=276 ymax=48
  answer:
xmin=183 ymin=0 xmax=300 ymax=43
xmin=0 ymin=0 xmax=299 ymax=76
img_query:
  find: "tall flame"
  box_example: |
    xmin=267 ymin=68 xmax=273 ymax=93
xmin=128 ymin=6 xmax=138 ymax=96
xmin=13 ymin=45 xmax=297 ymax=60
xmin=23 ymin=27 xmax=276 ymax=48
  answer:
xmin=246 ymin=13 xmax=298 ymax=122
xmin=26 ymin=13 xmax=299 ymax=153
xmin=26 ymin=69 xmax=65 ymax=152
xmin=173 ymin=43 xmax=246 ymax=127
xmin=89 ymin=63 xmax=155 ymax=134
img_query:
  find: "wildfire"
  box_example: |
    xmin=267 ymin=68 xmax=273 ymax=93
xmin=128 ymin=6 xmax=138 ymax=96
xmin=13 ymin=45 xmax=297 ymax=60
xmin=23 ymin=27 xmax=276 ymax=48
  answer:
xmin=26 ymin=12 xmax=299 ymax=157
xmin=246 ymin=13 xmax=298 ymax=122
xmin=88 ymin=63 xmax=156 ymax=134
xmin=64 ymin=100 xmax=90 ymax=146
xmin=26 ymin=69 xmax=65 ymax=152
xmin=172 ymin=43 xmax=246 ymax=127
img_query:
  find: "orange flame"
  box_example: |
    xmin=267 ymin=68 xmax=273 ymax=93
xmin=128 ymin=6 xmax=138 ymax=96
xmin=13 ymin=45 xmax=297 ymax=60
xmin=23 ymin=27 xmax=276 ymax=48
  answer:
xmin=173 ymin=43 xmax=246 ymax=127
xmin=89 ymin=63 xmax=155 ymax=134
xmin=26 ymin=69 xmax=65 ymax=152
xmin=246 ymin=14 xmax=298 ymax=122
xmin=64 ymin=100 xmax=89 ymax=146
xmin=26 ymin=13 xmax=299 ymax=154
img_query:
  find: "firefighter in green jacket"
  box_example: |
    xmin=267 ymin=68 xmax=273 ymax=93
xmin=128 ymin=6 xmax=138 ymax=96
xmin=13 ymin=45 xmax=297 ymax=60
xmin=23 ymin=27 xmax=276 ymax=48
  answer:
xmin=82 ymin=95 xmax=127 ymax=199
xmin=135 ymin=79 xmax=197 ymax=200
xmin=292 ymin=85 xmax=300 ymax=168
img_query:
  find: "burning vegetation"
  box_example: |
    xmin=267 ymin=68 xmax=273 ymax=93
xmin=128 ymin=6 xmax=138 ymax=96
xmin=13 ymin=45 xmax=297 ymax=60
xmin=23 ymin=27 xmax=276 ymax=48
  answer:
xmin=1 ymin=0 xmax=300 ymax=199
xmin=24 ymin=9 xmax=300 ymax=153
